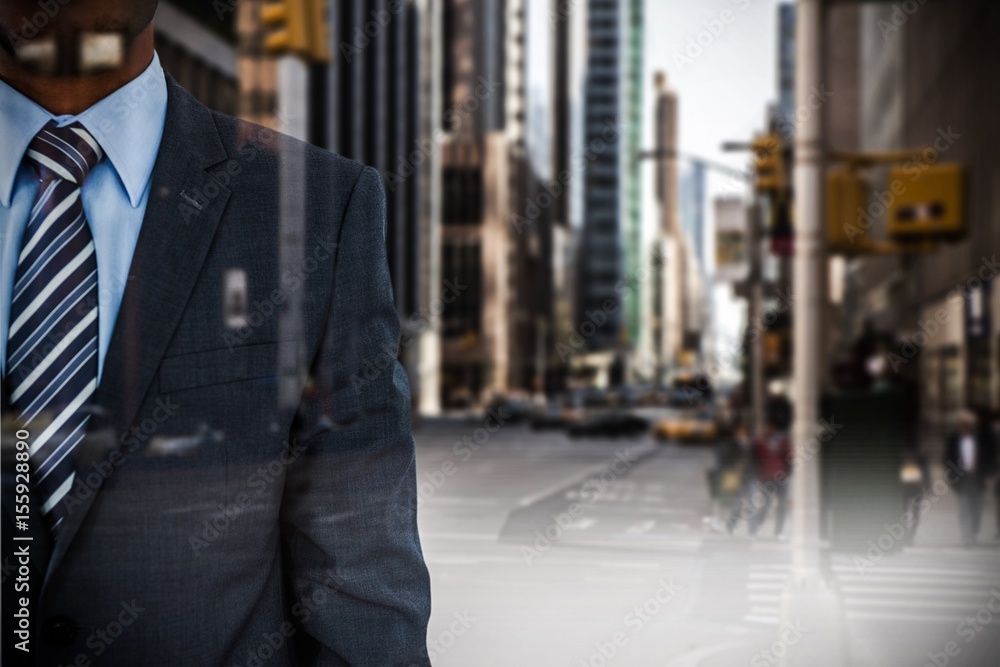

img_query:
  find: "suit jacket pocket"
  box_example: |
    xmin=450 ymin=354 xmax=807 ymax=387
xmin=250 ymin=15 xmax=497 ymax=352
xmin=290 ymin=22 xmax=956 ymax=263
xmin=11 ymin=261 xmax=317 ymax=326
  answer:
xmin=158 ymin=342 xmax=290 ymax=393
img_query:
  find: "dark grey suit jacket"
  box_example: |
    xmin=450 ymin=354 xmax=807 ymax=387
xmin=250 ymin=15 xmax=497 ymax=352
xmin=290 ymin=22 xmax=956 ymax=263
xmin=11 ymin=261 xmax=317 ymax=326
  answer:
xmin=2 ymin=77 xmax=431 ymax=666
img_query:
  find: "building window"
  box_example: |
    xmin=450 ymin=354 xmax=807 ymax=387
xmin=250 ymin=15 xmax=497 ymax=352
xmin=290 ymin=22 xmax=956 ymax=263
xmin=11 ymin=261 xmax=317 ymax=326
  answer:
xmin=442 ymin=168 xmax=484 ymax=224
xmin=442 ymin=239 xmax=482 ymax=338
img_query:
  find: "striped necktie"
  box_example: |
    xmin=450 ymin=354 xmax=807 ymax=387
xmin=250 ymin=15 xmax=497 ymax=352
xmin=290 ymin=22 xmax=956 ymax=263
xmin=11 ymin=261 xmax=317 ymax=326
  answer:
xmin=7 ymin=120 xmax=103 ymax=532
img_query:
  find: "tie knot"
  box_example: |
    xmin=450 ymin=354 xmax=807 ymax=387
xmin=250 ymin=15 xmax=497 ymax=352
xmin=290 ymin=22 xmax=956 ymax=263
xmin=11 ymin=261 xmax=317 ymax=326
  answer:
xmin=25 ymin=121 xmax=104 ymax=185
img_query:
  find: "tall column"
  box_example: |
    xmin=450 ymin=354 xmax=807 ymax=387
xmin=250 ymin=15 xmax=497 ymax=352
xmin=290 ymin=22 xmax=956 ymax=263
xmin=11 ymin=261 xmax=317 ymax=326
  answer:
xmin=749 ymin=202 xmax=765 ymax=438
xmin=418 ymin=0 xmax=443 ymax=417
xmin=790 ymin=0 xmax=823 ymax=587
xmin=781 ymin=1 xmax=845 ymax=665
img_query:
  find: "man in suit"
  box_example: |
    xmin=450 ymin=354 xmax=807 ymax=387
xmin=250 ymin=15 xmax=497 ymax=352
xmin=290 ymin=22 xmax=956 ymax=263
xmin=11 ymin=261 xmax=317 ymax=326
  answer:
xmin=1 ymin=2 xmax=432 ymax=665
xmin=944 ymin=410 xmax=997 ymax=547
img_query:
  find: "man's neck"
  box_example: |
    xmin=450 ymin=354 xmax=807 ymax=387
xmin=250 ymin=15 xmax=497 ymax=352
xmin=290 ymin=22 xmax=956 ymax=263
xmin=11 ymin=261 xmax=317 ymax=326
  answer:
xmin=0 ymin=24 xmax=154 ymax=116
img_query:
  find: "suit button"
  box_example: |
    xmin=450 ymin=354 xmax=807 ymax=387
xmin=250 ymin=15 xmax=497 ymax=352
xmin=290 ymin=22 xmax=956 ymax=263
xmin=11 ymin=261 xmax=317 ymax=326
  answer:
xmin=42 ymin=617 xmax=76 ymax=647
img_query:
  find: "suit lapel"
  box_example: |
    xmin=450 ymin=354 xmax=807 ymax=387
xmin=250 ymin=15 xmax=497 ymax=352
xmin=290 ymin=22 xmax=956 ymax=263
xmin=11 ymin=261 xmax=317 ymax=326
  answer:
xmin=45 ymin=78 xmax=232 ymax=582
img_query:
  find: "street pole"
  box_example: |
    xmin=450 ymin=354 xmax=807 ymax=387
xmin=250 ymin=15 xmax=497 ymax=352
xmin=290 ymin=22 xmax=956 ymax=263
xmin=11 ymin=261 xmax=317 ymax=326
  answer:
xmin=418 ymin=0 xmax=443 ymax=417
xmin=749 ymin=202 xmax=765 ymax=438
xmin=781 ymin=0 xmax=845 ymax=664
xmin=790 ymin=0 xmax=822 ymax=583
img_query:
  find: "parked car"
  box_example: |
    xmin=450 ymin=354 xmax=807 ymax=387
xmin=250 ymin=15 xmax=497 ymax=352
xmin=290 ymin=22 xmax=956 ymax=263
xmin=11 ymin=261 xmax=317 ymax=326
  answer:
xmin=653 ymin=409 xmax=719 ymax=443
xmin=567 ymin=412 xmax=650 ymax=439
xmin=667 ymin=386 xmax=707 ymax=408
xmin=531 ymin=403 xmax=579 ymax=430
xmin=484 ymin=394 xmax=534 ymax=424
xmin=578 ymin=387 xmax=612 ymax=408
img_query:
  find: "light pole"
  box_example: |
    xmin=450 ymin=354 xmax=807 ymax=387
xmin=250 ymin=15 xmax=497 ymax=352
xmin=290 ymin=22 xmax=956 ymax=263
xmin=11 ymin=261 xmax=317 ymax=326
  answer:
xmin=781 ymin=0 xmax=845 ymax=664
xmin=790 ymin=0 xmax=824 ymax=590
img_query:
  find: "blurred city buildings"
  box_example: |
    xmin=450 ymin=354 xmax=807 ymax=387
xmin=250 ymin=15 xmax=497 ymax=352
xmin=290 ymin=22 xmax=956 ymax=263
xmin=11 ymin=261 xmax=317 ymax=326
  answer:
xmin=831 ymin=0 xmax=999 ymax=431
xmin=152 ymin=0 xmax=1000 ymax=424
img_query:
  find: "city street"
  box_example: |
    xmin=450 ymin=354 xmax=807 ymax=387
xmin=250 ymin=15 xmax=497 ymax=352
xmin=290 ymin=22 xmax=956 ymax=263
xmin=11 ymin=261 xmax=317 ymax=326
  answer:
xmin=416 ymin=418 xmax=1000 ymax=667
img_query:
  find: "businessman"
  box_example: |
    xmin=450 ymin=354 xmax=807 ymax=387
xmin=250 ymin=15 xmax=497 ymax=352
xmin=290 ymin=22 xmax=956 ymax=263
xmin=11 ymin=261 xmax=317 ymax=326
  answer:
xmin=944 ymin=410 xmax=997 ymax=547
xmin=0 ymin=1 xmax=431 ymax=665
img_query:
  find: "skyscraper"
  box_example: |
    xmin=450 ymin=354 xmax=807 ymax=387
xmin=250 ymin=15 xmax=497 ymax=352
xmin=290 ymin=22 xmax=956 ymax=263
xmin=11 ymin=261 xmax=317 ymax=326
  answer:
xmin=651 ymin=72 xmax=681 ymax=383
xmin=437 ymin=0 xmax=529 ymax=406
xmin=577 ymin=0 xmax=644 ymax=366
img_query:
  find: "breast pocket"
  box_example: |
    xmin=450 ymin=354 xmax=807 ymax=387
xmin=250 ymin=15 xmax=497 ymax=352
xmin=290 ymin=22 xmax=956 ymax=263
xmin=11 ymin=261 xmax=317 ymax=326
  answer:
xmin=157 ymin=342 xmax=290 ymax=393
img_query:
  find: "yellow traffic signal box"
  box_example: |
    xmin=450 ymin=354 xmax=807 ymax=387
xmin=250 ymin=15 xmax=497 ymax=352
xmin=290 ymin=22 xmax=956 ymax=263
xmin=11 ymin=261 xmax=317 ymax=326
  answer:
xmin=826 ymin=167 xmax=871 ymax=254
xmin=887 ymin=163 xmax=965 ymax=241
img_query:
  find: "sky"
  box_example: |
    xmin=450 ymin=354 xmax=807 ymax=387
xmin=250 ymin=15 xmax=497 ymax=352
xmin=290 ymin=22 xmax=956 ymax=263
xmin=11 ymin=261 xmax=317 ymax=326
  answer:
xmin=642 ymin=0 xmax=788 ymax=355
xmin=527 ymin=0 xmax=786 ymax=187
xmin=643 ymin=0 xmax=785 ymax=176
xmin=526 ymin=0 xmax=789 ymax=358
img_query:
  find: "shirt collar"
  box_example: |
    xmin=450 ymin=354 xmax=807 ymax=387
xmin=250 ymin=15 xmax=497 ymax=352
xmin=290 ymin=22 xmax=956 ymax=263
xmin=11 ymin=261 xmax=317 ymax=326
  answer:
xmin=0 ymin=52 xmax=167 ymax=209
xmin=0 ymin=79 xmax=48 ymax=208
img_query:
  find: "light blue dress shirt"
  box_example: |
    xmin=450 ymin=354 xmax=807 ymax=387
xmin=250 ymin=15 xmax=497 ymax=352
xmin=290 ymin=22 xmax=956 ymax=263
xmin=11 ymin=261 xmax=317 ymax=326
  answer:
xmin=0 ymin=53 xmax=167 ymax=382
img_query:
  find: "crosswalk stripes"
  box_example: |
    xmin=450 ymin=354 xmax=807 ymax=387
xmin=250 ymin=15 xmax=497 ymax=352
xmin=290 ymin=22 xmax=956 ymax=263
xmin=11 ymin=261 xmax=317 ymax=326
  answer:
xmin=743 ymin=563 xmax=786 ymax=625
xmin=730 ymin=555 xmax=1000 ymax=628
xmin=830 ymin=555 xmax=1000 ymax=624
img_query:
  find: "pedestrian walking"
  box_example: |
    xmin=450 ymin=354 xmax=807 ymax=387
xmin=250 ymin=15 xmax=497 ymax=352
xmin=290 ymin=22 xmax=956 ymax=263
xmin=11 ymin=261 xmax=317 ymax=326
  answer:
xmin=944 ymin=409 xmax=997 ymax=546
xmin=708 ymin=421 xmax=750 ymax=533
xmin=899 ymin=444 xmax=930 ymax=546
xmin=726 ymin=417 xmax=792 ymax=538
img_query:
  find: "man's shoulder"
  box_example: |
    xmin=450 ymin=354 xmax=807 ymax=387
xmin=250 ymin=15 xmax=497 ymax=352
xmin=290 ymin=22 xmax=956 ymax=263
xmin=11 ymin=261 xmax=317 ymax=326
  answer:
xmin=205 ymin=107 xmax=369 ymax=193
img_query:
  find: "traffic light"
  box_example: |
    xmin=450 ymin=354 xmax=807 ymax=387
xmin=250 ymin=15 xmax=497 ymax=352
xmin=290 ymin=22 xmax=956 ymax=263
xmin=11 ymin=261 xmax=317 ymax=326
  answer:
xmin=262 ymin=0 xmax=309 ymax=56
xmin=305 ymin=0 xmax=331 ymax=62
xmin=262 ymin=0 xmax=329 ymax=63
xmin=752 ymin=134 xmax=785 ymax=193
